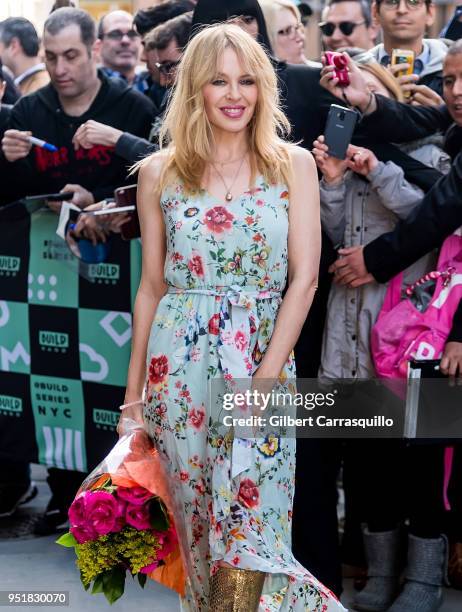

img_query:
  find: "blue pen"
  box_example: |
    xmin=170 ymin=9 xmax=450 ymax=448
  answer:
xmin=28 ymin=136 xmax=58 ymax=152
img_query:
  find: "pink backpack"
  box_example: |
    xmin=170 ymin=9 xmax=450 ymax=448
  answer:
xmin=371 ymin=234 xmax=462 ymax=379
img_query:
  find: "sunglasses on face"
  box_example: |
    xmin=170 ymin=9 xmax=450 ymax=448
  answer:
xmin=378 ymin=0 xmax=427 ymax=9
xmin=318 ymin=20 xmax=366 ymax=37
xmin=155 ymin=59 xmax=181 ymax=75
xmin=103 ymin=29 xmax=140 ymax=41
xmin=277 ymin=23 xmax=304 ymax=38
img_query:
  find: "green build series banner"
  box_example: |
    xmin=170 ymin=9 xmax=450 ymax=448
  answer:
xmin=0 ymin=201 xmax=141 ymax=472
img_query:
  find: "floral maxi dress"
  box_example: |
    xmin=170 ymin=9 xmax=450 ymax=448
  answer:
xmin=143 ymin=177 xmax=346 ymax=612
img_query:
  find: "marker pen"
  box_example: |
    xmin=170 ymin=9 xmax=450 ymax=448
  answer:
xmin=27 ymin=136 xmax=58 ymax=152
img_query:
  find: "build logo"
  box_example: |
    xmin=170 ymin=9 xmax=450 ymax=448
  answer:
xmin=39 ymin=330 xmax=69 ymax=353
xmin=88 ymin=263 xmax=120 ymax=285
xmin=0 ymin=255 xmax=20 ymax=277
xmin=0 ymin=394 xmax=23 ymax=417
xmin=92 ymin=408 xmax=120 ymax=431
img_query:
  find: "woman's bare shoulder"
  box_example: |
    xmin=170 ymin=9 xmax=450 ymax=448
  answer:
xmin=139 ymin=150 xmax=171 ymax=182
xmin=287 ymin=144 xmax=315 ymax=169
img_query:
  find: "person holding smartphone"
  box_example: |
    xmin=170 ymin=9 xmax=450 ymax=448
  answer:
xmin=314 ymin=59 xmax=448 ymax=386
xmin=370 ymin=0 xmax=448 ymax=100
xmin=1 ymin=7 xmax=154 ymax=211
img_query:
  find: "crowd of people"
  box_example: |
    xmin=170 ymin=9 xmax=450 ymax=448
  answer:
xmin=1 ymin=0 xmax=462 ymax=610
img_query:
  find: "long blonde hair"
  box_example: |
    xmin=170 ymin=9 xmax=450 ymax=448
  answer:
xmin=140 ymin=23 xmax=292 ymax=194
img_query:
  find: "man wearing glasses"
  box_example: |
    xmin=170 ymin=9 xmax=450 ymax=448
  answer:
xmin=370 ymin=0 xmax=448 ymax=96
xmin=143 ymin=11 xmax=192 ymax=90
xmin=319 ymin=0 xmax=378 ymax=52
xmin=95 ymin=10 xmax=143 ymax=91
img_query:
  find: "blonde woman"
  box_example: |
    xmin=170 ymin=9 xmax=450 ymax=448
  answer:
xmin=119 ymin=23 xmax=344 ymax=612
xmin=259 ymin=0 xmax=319 ymax=66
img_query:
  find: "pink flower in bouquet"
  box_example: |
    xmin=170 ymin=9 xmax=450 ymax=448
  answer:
xmin=116 ymin=486 xmax=153 ymax=506
xmin=68 ymin=493 xmax=87 ymax=526
xmin=112 ymin=497 xmax=127 ymax=532
xmin=155 ymin=526 xmax=178 ymax=561
xmin=85 ymin=490 xmax=119 ymax=536
xmin=126 ymin=503 xmax=151 ymax=530
xmin=139 ymin=560 xmax=161 ymax=574
xmin=70 ymin=524 xmax=98 ymax=544
xmin=139 ymin=527 xmax=178 ymax=573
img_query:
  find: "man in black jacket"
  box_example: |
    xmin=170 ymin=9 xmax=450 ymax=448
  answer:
xmin=1 ymin=7 xmax=153 ymax=208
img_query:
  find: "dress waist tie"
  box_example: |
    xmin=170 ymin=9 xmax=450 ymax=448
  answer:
xmin=167 ymin=284 xmax=281 ymax=477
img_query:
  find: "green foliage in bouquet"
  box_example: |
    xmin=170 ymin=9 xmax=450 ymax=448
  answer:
xmin=57 ymin=528 xmax=163 ymax=603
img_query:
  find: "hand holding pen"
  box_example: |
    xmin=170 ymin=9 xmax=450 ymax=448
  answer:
xmin=1 ymin=129 xmax=58 ymax=162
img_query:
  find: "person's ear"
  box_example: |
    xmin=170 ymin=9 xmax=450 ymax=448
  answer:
xmin=368 ymin=20 xmax=380 ymax=45
xmin=425 ymin=2 xmax=435 ymax=28
xmin=92 ymin=39 xmax=102 ymax=61
xmin=371 ymin=2 xmax=380 ymax=23
xmin=140 ymin=41 xmax=147 ymax=63
xmin=9 ymin=36 xmax=21 ymax=55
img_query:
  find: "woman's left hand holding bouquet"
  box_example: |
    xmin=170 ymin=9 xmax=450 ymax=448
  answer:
xmin=117 ymin=395 xmax=144 ymax=437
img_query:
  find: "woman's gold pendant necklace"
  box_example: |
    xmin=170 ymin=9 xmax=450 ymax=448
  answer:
xmin=211 ymin=155 xmax=247 ymax=203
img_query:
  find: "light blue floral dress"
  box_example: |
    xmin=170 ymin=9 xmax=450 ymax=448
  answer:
xmin=143 ymin=176 xmax=346 ymax=612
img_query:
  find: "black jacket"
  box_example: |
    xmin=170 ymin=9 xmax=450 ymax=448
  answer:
xmin=361 ymin=96 xmax=459 ymax=280
xmin=6 ymin=71 xmax=154 ymax=204
xmin=278 ymin=63 xmax=444 ymax=192
xmin=2 ymin=72 xmax=19 ymax=105
xmin=419 ymin=71 xmax=443 ymax=98
xmin=0 ymin=104 xmax=11 ymax=139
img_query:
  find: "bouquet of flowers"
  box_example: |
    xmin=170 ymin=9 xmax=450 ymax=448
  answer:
xmin=56 ymin=418 xmax=185 ymax=604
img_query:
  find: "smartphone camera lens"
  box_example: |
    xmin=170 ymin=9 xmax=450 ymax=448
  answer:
xmin=339 ymin=111 xmax=345 ymax=120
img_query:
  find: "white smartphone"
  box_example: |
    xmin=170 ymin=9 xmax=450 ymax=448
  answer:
xmin=85 ymin=205 xmax=136 ymax=216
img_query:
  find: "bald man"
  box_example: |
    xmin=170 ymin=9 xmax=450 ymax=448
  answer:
xmin=95 ymin=10 xmax=141 ymax=86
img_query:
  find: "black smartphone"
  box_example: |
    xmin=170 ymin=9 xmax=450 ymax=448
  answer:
xmin=324 ymin=104 xmax=358 ymax=160
xmin=25 ymin=191 xmax=75 ymax=202
xmin=409 ymin=359 xmax=444 ymax=377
